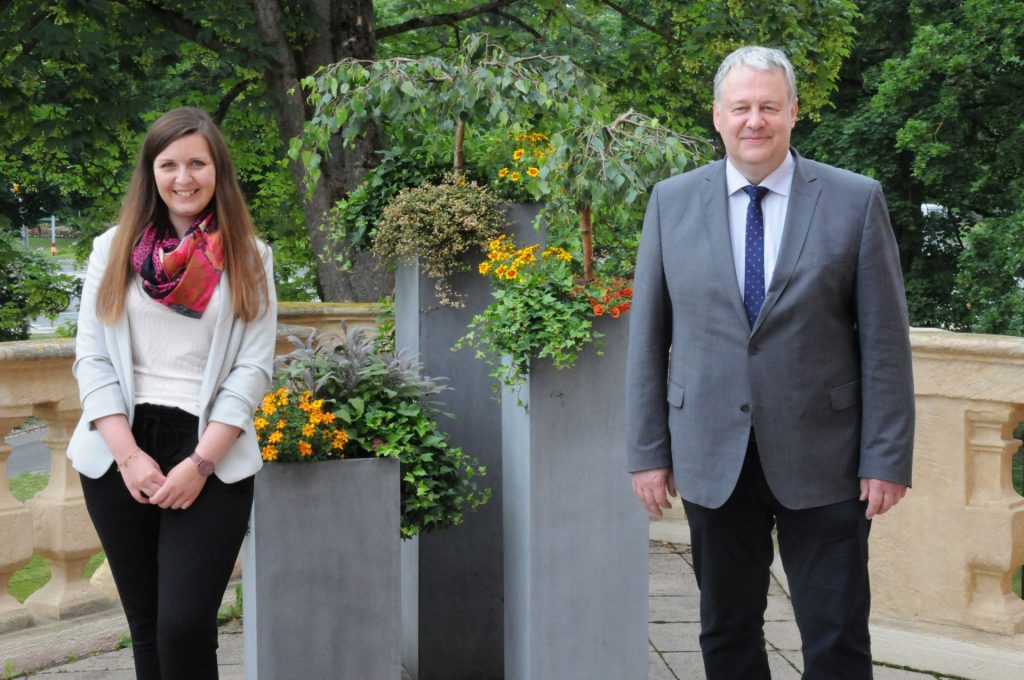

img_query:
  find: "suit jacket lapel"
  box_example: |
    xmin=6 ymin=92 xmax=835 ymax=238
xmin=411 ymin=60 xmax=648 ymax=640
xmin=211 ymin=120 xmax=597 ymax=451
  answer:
xmin=751 ymin=152 xmax=821 ymax=335
xmin=701 ymin=161 xmax=750 ymax=329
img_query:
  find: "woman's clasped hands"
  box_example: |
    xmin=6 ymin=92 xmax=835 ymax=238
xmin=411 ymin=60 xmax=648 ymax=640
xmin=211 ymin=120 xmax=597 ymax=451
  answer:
xmin=119 ymin=450 xmax=207 ymax=510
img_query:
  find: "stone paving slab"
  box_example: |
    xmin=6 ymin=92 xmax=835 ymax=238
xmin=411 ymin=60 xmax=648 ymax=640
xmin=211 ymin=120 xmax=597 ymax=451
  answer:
xmin=12 ymin=541 xmax=967 ymax=679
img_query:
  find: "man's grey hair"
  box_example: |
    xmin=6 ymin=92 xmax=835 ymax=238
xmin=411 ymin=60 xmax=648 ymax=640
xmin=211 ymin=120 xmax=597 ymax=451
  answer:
xmin=713 ymin=46 xmax=797 ymax=104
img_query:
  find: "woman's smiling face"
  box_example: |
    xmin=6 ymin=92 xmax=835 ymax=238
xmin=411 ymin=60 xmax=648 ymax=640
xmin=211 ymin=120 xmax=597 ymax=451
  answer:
xmin=153 ymin=133 xmax=216 ymax=237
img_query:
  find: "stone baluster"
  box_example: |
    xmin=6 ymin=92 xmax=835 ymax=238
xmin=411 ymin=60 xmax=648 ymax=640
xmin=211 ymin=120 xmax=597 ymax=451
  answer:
xmin=0 ymin=415 xmax=34 ymax=633
xmin=23 ymin=400 xmax=112 ymax=621
xmin=963 ymin=406 xmax=1024 ymax=633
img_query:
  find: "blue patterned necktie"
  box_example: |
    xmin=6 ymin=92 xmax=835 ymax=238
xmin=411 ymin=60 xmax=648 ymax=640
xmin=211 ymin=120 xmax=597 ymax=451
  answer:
xmin=742 ymin=185 xmax=770 ymax=327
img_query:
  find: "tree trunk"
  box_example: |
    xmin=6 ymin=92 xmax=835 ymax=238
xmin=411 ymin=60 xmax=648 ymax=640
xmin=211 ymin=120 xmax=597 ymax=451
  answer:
xmin=581 ymin=205 xmax=594 ymax=282
xmin=254 ymin=0 xmax=391 ymax=302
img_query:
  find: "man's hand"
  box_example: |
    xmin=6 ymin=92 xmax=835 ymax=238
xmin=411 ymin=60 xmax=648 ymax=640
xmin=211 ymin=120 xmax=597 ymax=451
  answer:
xmin=631 ymin=467 xmax=677 ymax=518
xmin=859 ymin=478 xmax=908 ymax=520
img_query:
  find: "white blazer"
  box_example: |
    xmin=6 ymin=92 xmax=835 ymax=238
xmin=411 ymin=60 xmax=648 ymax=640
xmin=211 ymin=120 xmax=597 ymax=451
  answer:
xmin=68 ymin=226 xmax=278 ymax=483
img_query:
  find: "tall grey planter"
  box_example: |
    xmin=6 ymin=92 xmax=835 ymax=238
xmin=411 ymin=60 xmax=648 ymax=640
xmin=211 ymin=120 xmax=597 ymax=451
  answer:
xmin=502 ymin=315 xmax=649 ymax=680
xmin=396 ymin=204 xmax=544 ymax=679
xmin=243 ymin=457 xmax=401 ymax=680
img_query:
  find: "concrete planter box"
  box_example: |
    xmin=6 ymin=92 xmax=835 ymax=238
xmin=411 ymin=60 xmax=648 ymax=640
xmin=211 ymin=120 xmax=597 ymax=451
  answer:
xmin=243 ymin=457 xmax=401 ymax=680
xmin=395 ymin=204 xmax=543 ymax=679
xmin=501 ymin=315 xmax=649 ymax=680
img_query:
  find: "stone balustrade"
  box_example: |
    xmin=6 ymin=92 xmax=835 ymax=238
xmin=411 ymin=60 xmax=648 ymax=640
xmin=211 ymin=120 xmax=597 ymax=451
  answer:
xmin=0 ymin=303 xmax=377 ymax=633
xmin=872 ymin=328 xmax=1024 ymax=636
xmin=1 ymin=318 xmax=1021 ymax=650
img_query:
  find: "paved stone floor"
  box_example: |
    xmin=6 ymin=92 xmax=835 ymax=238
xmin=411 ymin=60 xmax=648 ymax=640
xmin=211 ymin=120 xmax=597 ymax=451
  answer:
xmin=20 ymin=541 xmax=957 ymax=679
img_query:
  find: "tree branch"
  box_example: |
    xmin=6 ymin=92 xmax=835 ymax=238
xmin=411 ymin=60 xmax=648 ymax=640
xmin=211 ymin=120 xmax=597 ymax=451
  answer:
xmin=594 ymin=0 xmax=674 ymax=43
xmin=377 ymin=0 xmax=523 ymax=39
xmin=108 ymin=0 xmax=233 ymax=57
xmin=213 ymin=77 xmax=259 ymax=124
xmin=495 ymin=9 xmax=541 ymax=38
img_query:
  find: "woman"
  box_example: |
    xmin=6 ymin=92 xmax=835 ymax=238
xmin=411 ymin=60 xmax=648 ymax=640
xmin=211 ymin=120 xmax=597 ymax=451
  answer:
xmin=68 ymin=106 xmax=277 ymax=679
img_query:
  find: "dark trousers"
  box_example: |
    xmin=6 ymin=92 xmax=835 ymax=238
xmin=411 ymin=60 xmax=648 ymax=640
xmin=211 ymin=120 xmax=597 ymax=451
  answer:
xmin=682 ymin=435 xmax=872 ymax=680
xmin=81 ymin=404 xmax=254 ymax=680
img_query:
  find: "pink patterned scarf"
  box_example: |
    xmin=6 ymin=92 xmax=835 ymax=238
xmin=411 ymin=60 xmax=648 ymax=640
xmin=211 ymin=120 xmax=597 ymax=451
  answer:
xmin=131 ymin=212 xmax=225 ymax=318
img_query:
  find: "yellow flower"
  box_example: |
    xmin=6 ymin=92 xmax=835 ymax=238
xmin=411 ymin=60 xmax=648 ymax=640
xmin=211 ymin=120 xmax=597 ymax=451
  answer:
xmin=505 ymin=268 xmax=518 ymax=280
xmin=320 ymin=411 xmax=336 ymax=424
xmin=512 ymin=148 xmax=525 ymax=161
xmin=526 ymin=166 xmax=539 ymax=178
xmin=510 ymin=172 xmax=521 ymax=182
xmin=276 ymin=388 xmax=289 ymax=405
xmin=332 ymin=430 xmax=350 ymax=450
xmin=299 ymin=440 xmax=313 ymax=457
xmin=276 ymin=419 xmax=286 ymax=430
xmin=302 ymin=423 xmax=315 ymax=437
xmin=534 ymin=149 xmax=545 ymax=158
xmin=269 ymin=431 xmax=283 ymax=444
xmin=498 ymin=167 xmax=509 ymax=178
xmin=495 ymin=265 xmax=508 ymax=278
xmin=254 ymin=417 xmax=269 ymax=431
xmin=479 ymin=261 xmax=491 ymax=275
xmin=261 ymin=445 xmax=278 ymax=462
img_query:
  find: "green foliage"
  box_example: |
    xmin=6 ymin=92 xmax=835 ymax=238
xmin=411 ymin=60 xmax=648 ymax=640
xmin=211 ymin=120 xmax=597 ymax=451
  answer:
xmin=797 ymin=0 xmax=1024 ymax=334
xmin=324 ymin=145 xmax=450 ymax=263
xmin=455 ymin=235 xmax=632 ymax=390
xmin=0 ymin=233 xmax=79 ymax=341
xmin=374 ymin=173 xmax=507 ymax=306
xmin=374 ymin=295 xmax=396 ymax=355
xmin=269 ymin=328 xmax=490 ymax=538
xmin=955 ymin=215 xmax=1024 ymax=335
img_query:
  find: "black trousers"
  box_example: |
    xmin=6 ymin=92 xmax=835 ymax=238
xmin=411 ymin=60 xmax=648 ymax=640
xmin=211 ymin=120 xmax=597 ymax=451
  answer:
xmin=80 ymin=404 xmax=254 ymax=680
xmin=682 ymin=435 xmax=872 ymax=680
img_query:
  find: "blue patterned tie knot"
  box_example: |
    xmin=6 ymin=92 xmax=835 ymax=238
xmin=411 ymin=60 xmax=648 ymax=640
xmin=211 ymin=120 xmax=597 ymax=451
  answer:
xmin=742 ymin=185 xmax=770 ymax=328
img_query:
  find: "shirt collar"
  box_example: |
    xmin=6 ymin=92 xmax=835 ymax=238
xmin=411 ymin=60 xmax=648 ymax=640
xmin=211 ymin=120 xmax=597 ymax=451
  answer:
xmin=725 ymin=150 xmax=795 ymax=198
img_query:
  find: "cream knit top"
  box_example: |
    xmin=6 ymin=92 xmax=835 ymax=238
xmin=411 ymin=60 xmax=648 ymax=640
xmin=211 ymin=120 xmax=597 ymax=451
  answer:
xmin=126 ymin=276 xmax=221 ymax=416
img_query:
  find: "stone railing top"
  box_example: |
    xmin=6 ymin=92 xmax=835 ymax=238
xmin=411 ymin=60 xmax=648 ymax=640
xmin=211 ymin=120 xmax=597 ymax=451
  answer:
xmin=278 ymin=301 xmax=380 ymax=317
xmin=910 ymin=328 xmax=1024 ymax=403
xmin=911 ymin=327 xmax=1024 ymax=360
xmin=0 ymin=338 xmax=74 ymax=362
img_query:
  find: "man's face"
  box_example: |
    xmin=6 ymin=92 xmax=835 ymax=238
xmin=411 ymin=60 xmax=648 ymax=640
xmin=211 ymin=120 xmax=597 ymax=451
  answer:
xmin=713 ymin=65 xmax=798 ymax=184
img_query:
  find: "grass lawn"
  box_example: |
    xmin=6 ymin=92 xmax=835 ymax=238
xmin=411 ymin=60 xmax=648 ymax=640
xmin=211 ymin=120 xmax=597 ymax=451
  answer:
xmin=25 ymin=236 xmax=77 ymax=259
xmin=8 ymin=472 xmax=104 ymax=603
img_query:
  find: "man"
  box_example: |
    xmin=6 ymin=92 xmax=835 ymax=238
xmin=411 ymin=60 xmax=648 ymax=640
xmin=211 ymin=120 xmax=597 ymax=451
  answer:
xmin=626 ymin=46 xmax=914 ymax=680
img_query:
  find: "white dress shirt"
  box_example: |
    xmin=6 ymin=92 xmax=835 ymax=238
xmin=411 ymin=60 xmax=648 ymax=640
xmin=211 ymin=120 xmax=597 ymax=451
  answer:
xmin=726 ymin=151 xmax=795 ymax=296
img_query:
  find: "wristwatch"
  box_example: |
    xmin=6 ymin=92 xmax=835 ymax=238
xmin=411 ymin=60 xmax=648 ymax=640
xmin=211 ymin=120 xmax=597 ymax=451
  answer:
xmin=189 ymin=452 xmax=215 ymax=477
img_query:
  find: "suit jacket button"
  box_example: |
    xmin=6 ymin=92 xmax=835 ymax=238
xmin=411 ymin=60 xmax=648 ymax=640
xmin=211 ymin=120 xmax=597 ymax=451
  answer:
xmin=740 ymin=404 xmax=750 ymax=413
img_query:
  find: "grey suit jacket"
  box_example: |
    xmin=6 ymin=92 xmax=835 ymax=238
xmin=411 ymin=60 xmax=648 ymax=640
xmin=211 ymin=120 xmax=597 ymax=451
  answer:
xmin=625 ymin=151 xmax=914 ymax=510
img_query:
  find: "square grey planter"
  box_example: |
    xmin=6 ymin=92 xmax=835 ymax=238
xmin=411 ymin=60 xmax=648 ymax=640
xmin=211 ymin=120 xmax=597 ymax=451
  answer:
xmin=243 ymin=457 xmax=401 ymax=680
xmin=502 ymin=315 xmax=649 ymax=679
xmin=395 ymin=203 xmax=544 ymax=679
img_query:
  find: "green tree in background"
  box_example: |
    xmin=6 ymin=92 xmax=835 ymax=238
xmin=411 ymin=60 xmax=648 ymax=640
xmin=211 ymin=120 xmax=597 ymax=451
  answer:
xmin=2 ymin=0 xmax=858 ymax=302
xmin=796 ymin=0 xmax=1024 ymax=334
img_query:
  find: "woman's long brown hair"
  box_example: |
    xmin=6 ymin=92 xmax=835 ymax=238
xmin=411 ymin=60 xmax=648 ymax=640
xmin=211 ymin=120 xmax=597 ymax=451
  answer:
xmin=95 ymin=107 xmax=269 ymax=323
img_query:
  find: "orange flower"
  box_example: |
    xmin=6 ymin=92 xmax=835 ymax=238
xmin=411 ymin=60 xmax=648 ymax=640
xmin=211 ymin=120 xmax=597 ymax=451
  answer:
xmin=512 ymin=148 xmax=525 ymax=161
xmin=332 ymin=430 xmax=350 ymax=450
xmin=254 ymin=417 xmax=269 ymax=431
xmin=269 ymin=431 xmax=283 ymax=444
xmin=261 ymin=445 xmax=278 ymax=462
xmin=610 ymin=307 xmax=621 ymax=318
xmin=302 ymin=423 xmax=315 ymax=437
xmin=593 ymin=304 xmax=605 ymax=316
xmin=526 ymin=166 xmax=539 ymax=177
xmin=509 ymin=171 xmax=521 ymax=182
xmin=276 ymin=419 xmax=286 ymax=430
xmin=299 ymin=440 xmax=313 ymax=457
xmin=498 ymin=167 xmax=509 ymax=178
